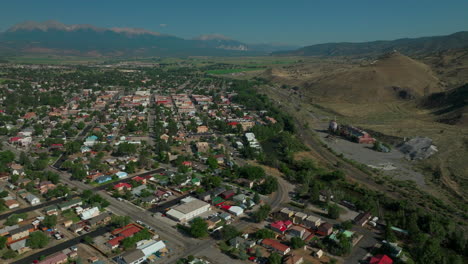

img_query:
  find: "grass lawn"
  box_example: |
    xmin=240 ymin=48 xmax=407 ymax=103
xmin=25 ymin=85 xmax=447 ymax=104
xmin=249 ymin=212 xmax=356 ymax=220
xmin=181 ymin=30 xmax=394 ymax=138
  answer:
xmin=206 ymin=68 xmax=264 ymax=75
xmin=62 ymin=210 xmax=80 ymax=223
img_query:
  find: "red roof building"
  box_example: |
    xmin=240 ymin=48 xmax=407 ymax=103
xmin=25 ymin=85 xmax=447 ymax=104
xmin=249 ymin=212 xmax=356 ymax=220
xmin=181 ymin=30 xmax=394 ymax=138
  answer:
xmin=114 ymin=183 xmax=132 ymax=191
xmin=220 ymin=190 xmax=235 ymax=200
xmin=107 ymin=236 xmax=125 ymax=249
xmin=261 ymin=238 xmax=291 ymax=255
xmin=270 ymin=220 xmax=293 ymax=234
xmin=132 ymin=176 xmax=146 ymax=184
xmin=119 ymin=226 xmax=141 ymax=238
xmin=9 ymin=137 xmax=22 ymax=142
xmin=111 ymin=224 xmax=142 ymax=236
xmin=370 ymin=255 xmax=393 ymax=264
xmin=181 ymin=161 xmax=192 ymax=167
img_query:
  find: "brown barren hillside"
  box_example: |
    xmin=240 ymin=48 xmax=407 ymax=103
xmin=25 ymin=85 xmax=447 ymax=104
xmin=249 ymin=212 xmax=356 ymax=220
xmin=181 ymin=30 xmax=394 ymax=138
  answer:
xmin=266 ymin=52 xmax=442 ymax=103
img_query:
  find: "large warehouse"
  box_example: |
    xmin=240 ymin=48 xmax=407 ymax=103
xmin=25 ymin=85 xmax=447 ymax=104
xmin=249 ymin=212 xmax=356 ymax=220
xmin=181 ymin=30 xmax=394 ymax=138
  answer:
xmin=166 ymin=197 xmax=211 ymax=222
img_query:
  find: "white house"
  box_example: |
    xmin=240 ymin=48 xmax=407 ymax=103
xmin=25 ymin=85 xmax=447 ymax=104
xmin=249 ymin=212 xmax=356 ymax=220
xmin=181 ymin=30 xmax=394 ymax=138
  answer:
xmin=228 ymin=206 xmax=244 ymax=216
xmin=25 ymin=194 xmax=40 ymax=205
xmin=136 ymin=240 xmax=166 ymax=257
xmin=80 ymin=207 xmax=100 ymax=220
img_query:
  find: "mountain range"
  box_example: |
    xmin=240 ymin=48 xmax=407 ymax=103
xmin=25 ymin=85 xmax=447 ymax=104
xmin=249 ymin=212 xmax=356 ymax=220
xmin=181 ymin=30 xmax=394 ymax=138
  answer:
xmin=274 ymin=31 xmax=468 ymax=57
xmin=0 ymin=20 xmax=467 ymax=58
xmin=0 ymin=20 xmax=297 ymax=57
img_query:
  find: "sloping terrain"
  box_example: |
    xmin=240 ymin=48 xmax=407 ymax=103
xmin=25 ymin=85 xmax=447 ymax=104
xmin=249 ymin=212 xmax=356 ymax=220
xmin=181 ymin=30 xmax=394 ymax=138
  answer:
xmin=256 ymin=52 xmax=467 ymax=206
xmin=265 ymin=52 xmax=442 ymax=103
xmin=424 ymin=83 xmax=468 ymax=126
xmin=274 ymin=31 xmax=468 ymax=57
xmin=421 ymin=48 xmax=468 ymax=89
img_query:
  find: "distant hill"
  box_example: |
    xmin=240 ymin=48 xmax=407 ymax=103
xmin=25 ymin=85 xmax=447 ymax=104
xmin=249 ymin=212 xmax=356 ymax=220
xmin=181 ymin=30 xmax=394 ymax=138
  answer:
xmin=273 ymin=31 xmax=468 ymax=57
xmin=264 ymin=52 xmax=442 ymax=103
xmin=420 ymin=47 xmax=468 ymax=89
xmin=0 ymin=20 xmax=292 ymax=57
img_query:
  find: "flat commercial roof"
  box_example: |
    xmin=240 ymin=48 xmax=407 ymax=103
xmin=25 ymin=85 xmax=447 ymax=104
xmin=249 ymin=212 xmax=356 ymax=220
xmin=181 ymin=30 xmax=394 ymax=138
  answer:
xmin=172 ymin=199 xmax=209 ymax=214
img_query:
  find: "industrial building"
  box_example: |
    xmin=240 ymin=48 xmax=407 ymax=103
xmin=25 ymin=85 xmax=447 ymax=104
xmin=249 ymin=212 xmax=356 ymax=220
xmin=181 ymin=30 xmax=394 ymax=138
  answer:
xmin=166 ymin=197 xmax=211 ymax=222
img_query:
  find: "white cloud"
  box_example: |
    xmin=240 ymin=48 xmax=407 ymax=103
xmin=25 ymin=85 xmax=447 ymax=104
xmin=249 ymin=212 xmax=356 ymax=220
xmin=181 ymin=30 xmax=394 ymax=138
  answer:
xmin=159 ymin=24 xmax=167 ymax=28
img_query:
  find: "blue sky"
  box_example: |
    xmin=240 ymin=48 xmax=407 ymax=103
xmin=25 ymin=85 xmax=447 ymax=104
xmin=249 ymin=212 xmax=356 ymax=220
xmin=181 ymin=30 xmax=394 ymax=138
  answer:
xmin=1 ymin=0 xmax=467 ymax=46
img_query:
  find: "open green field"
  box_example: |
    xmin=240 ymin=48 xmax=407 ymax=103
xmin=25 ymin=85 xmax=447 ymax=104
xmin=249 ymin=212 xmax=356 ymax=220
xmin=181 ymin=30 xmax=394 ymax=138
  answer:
xmin=190 ymin=56 xmax=303 ymax=67
xmin=206 ymin=68 xmax=264 ymax=74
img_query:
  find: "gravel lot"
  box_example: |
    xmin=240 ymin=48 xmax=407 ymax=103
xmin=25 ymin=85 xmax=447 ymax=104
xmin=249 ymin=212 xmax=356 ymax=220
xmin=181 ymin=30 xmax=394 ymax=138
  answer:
xmin=315 ymin=125 xmax=427 ymax=188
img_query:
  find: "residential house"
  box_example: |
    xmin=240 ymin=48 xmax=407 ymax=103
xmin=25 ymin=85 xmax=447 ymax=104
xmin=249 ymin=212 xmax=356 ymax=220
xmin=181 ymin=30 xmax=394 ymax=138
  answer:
xmin=137 ymin=239 xmax=166 ymax=257
xmin=236 ymin=178 xmax=254 ymax=189
xmin=370 ymin=255 xmax=393 ymax=264
xmin=88 ymin=212 xmax=112 ymax=227
xmin=220 ymin=190 xmax=235 ymax=200
xmin=69 ymin=222 xmax=85 ymax=233
xmin=38 ymin=181 xmax=56 ymax=194
xmin=196 ymin=126 xmax=208 ymax=133
xmin=120 ymin=249 xmax=145 ymax=264
xmin=195 ymin=142 xmax=210 ymax=153
xmin=354 ymin=212 xmax=372 ymax=226
xmin=261 ymin=238 xmax=291 ymax=255
xmin=37 ymin=252 xmax=68 ymax=264
xmin=229 ymin=237 xmax=255 ymax=249
xmin=9 ymin=239 xmax=30 ymax=254
xmin=25 ymin=194 xmax=40 ymax=205
xmin=304 ymin=215 xmax=321 ymax=229
xmin=289 ymin=226 xmax=306 ymax=239
xmin=116 ymin=171 xmax=128 ymax=178
xmin=293 ymin=212 xmax=307 ymax=224
xmin=141 ymin=196 xmax=158 ymax=204
xmin=114 ymin=182 xmax=132 ymax=191
xmin=95 ymin=175 xmax=112 ymax=184
xmin=228 ymin=206 xmax=244 ymax=216
xmin=284 ymin=255 xmax=304 ymax=264
xmin=279 ymin=207 xmax=295 ymax=220
xmin=4 ymin=200 xmax=19 ymax=209
xmin=132 ymin=176 xmax=147 ymax=185
xmin=270 ymin=220 xmax=293 ymax=234
xmin=58 ymin=198 xmax=82 ymax=211
xmin=80 ymin=207 xmax=100 ymax=220
xmin=233 ymin=194 xmax=247 ymax=204
xmin=197 ymin=191 xmax=211 ymax=202
xmin=131 ymin=185 xmax=147 ymax=197
xmin=8 ymin=224 xmax=35 ymax=244
xmin=317 ymin=223 xmax=333 ymax=236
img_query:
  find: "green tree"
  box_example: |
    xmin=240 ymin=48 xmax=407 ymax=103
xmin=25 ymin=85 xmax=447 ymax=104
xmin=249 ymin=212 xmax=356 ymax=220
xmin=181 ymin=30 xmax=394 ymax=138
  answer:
xmin=328 ymin=204 xmax=340 ymax=219
xmin=291 ymin=237 xmax=305 ymax=249
xmin=268 ymin=252 xmax=282 ymax=264
xmin=254 ymin=229 xmax=276 ymax=239
xmin=2 ymin=249 xmax=17 ymax=259
xmin=27 ymin=231 xmax=49 ymax=249
xmin=253 ymin=204 xmax=271 ymax=223
xmin=19 ymin=151 xmax=30 ymax=166
xmin=189 ymin=218 xmax=208 ymax=238
xmin=221 ymin=225 xmax=241 ymax=241
xmin=258 ymin=176 xmax=278 ymax=195
xmin=0 ymin=236 xmax=7 ymax=249
xmin=253 ymin=192 xmax=261 ymax=204
xmin=385 ymin=221 xmax=397 ymax=243
xmin=206 ymin=156 xmax=219 ymax=170
xmin=43 ymin=215 xmax=57 ymax=228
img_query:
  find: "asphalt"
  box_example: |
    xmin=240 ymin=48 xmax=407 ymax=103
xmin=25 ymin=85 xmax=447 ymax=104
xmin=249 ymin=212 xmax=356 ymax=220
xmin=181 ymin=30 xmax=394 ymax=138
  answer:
xmin=0 ymin=195 xmax=79 ymax=220
xmin=148 ymin=193 xmax=190 ymax=213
